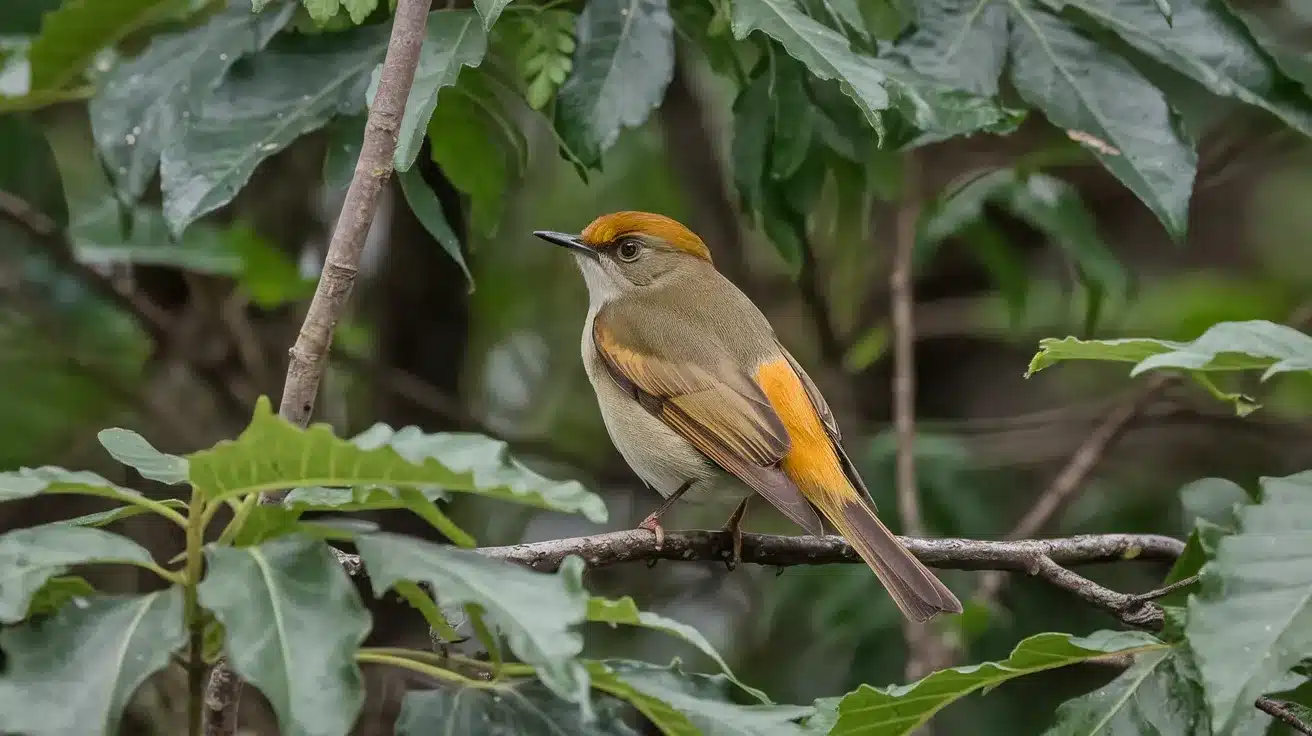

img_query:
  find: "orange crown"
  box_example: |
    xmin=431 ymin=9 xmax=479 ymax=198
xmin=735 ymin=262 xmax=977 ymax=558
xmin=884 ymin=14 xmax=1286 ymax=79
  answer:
xmin=579 ymin=211 xmax=712 ymax=263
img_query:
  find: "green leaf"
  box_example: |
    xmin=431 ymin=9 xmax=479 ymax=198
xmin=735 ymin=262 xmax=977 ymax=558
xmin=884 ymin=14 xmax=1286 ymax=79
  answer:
xmin=54 ymin=498 xmax=189 ymax=529
xmin=27 ymin=0 xmax=180 ymax=93
xmin=0 ymin=525 xmax=155 ymax=623
xmin=1186 ymin=470 xmax=1312 ymax=733
xmin=474 ymin=0 xmax=513 ymax=31
xmin=872 ymin=58 xmax=1025 ymax=147
xmin=25 ymin=575 xmax=96 ymax=618
xmin=587 ymin=596 xmax=768 ymax=703
xmin=187 ymin=396 xmax=607 ymax=520
xmin=198 ymin=535 xmax=370 ymax=736
xmin=371 ymin=9 xmax=487 ymax=172
xmin=70 ymin=200 xmax=240 ymax=272
xmin=1026 ymin=320 xmax=1312 ymax=381
xmin=396 ymin=166 xmax=473 ymax=287
xmin=1222 ymin=0 xmax=1312 ymax=95
xmin=89 ymin=0 xmax=296 ymax=202
xmin=397 ymin=679 xmax=640 ymax=735
xmin=0 ymin=113 xmax=67 ymax=228
xmin=0 ymin=466 xmax=168 ymax=514
xmin=426 ymin=83 xmax=510 ymax=237
xmin=322 ymin=114 xmax=365 ymax=191
xmin=593 ymin=659 xmax=813 ymax=735
xmin=731 ymin=0 xmax=890 ymax=137
xmin=355 ymin=533 xmax=591 ymax=712
xmin=886 ymin=0 xmax=1010 ymax=97
xmin=825 ymin=630 xmax=1168 ymax=735
xmin=1044 ymin=646 xmax=1208 ymax=735
xmin=0 ymin=590 xmax=186 ymax=736
xmin=1045 ymin=0 xmax=1312 ymax=137
xmin=342 ymin=0 xmax=377 ymax=24
xmin=1179 ymin=477 xmax=1250 ymax=530
xmin=554 ymin=0 xmax=674 ymax=168
xmin=161 ymin=22 xmax=389 ymax=234
xmin=1006 ymin=3 xmax=1198 ymax=239
xmin=96 ymin=428 xmax=188 ymax=484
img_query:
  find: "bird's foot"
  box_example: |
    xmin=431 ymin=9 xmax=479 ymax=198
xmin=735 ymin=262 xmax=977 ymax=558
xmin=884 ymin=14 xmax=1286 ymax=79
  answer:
xmin=719 ymin=497 xmax=750 ymax=571
xmin=638 ymin=514 xmax=666 ymax=550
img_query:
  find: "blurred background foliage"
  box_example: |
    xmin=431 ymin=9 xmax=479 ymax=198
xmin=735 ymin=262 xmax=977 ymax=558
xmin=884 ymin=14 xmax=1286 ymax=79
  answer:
xmin=1 ymin=0 xmax=1311 ymax=733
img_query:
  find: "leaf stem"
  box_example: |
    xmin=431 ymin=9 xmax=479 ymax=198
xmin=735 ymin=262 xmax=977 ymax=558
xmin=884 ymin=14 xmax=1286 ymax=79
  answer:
xmin=213 ymin=494 xmax=260 ymax=545
xmin=183 ymin=486 xmax=208 ymax=736
xmin=356 ymin=649 xmax=492 ymax=686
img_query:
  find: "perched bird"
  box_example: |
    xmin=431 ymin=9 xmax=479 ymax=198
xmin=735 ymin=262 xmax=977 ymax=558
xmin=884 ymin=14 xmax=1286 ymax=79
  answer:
xmin=534 ymin=211 xmax=962 ymax=622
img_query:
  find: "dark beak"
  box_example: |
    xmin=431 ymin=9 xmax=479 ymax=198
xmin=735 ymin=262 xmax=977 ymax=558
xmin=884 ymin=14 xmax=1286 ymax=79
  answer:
xmin=533 ymin=230 xmax=598 ymax=260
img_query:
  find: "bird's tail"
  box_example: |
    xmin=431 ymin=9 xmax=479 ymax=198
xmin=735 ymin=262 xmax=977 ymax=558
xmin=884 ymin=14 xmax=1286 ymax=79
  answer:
xmin=821 ymin=498 xmax=962 ymax=622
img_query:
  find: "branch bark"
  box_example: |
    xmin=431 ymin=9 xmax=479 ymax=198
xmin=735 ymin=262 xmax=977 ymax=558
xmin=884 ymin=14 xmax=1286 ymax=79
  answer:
xmin=206 ymin=1 xmax=435 ymax=733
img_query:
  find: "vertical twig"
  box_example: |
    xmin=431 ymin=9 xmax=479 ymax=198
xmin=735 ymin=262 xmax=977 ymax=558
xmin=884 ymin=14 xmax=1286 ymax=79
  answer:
xmin=203 ymin=1 xmax=435 ymax=733
xmin=891 ymin=153 xmax=943 ymax=684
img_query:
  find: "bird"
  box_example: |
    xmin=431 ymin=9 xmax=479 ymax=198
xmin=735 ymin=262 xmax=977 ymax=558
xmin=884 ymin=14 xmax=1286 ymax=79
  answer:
xmin=533 ymin=211 xmax=962 ymax=622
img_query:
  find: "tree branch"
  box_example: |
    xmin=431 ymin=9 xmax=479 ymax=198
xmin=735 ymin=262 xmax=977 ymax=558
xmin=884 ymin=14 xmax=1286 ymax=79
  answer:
xmin=1256 ymin=697 xmax=1312 ymax=735
xmin=206 ymin=1 xmax=435 ymax=733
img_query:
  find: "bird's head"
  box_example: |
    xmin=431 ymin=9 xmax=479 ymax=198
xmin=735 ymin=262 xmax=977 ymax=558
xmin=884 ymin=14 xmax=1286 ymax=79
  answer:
xmin=533 ymin=211 xmax=713 ymax=305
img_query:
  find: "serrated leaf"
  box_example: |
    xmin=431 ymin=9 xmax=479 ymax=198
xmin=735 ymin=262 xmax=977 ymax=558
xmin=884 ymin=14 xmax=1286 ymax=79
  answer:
xmin=187 ymin=397 xmax=606 ymax=520
xmin=198 ymin=535 xmax=370 ymax=736
xmin=1044 ymin=646 xmax=1208 ymax=735
xmin=27 ymin=0 xmax=180 ymax=93
xmin=355 ymin=533 xmax=591 ymax=712
xmin=593 ymin=659 xmax=813 ymax=736
xmin=96 ymin=428 xmax=188 ymax=484
xmin=397 ymin=679 xmax=640 ymax=735
xmin=886 ymin=0 xmax=1009 ymax=97
xmin=1006 ymin=3 xmax=1198 ymax=239
xmin=475 ymin=0 xmax=514 ymax=31
xmin=161 ymin=22 xmax=389 ymax=234
xmin=554 ymin=0 xmax=674 ymax=168
xmin=587 ymin=596 xmax=768 ymax=703
xmin=0 ymin=525 xmax=155 ymax=623
xmin=0 ymin=590 xmax=186 ymax=736
xmin=396 ymin=166 xmax=473 ymax=287
xmin=342 ymin=0 xmax=377 ymax=24
xmin=1042 ymin=0 xmax=1312 ymax=138
xmin=89 ymin=0 xmax=296 ymax=202
xmin=371 ymin=9 xmax=487 ymax=172
xmin=731 ymin=0 xmax=890 ymax=136
xmin=1186 ymin=470 xmax=1312 ymax=733
xmin=25 ymin=575 xmax=96 ymax=618
xmin=1026 ymin=320 xmax=1312 ymax=381
xmin=826 ymin=630 xmax=1168 ymax=735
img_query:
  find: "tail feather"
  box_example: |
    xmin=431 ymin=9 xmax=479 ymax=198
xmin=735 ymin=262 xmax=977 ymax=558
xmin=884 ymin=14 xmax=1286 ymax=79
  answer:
xmin=825 ymin=499 xmax=962 ymax=622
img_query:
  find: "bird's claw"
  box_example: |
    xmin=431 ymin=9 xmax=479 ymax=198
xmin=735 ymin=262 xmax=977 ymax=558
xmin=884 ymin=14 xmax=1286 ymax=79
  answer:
xmin=638 ymin=516 xmax=665 ymax=550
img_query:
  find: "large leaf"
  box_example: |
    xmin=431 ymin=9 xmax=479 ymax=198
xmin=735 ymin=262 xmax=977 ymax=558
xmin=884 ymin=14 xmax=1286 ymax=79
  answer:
xmin=732 ymin=0 xmax=890 ymax=136
xmin=885 ymin=0 xmax=1010 ymax=97
xmin=396 ymin=165 xmax=472 ymax=286
xmin=824 ymin=630 xmax=1168 ymax=735
xmin=0 ymin=466 xmax=169 ymax=513
xmin=355 ymin=533 xmax=591 ymax=711
xmin=160 ymin=22 xmax=389 ymax=234
xmin=197 ymin=535 xmax=370 ymax=736
xmin=593 ymin=659 xmax=813 ymax=736
xmin=397 ymin=679 xmax=640 ymax=735
xmin=89 ymin=0 xmax=296 ymax=202
xmin=424 ymin=81 xmax=509 ymax=237
xmin=0 ymin=525 xmax=155 ymax=623
xmin=1042 ymin=0 xmax=1312 ymax=137
xmin=26 ymin=0 xmax=180 ymax=93
xmin=1027 ymin=320 xmax=1312 ymax=384
xmin=1222 ymin=0 xmax=1312 ymax=95
xmin=1006 ymin=2 xmax=1198 ymax=239
xmin=0 ymin=590 xmax=185 ymax=736
xmin=1044 ymin=646 xmax=1209 ymax=734
xmin=554 ymin=0 xmax=674 ymax=168
xmin=587 ymin=596 xmax=767 ymax=703
xmin=96 ymin=427 xmax=188 ymax=484
xmin=1186 ymin=471 xmax=1312 ymax=733
xmin=372 ymin=9 xmax=487 ymax=172
xmin=187 ymin=397 xmax=606 ymax=521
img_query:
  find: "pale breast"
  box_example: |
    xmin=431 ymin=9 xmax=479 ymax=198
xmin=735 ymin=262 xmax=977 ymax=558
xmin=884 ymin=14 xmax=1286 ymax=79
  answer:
xmin=581 ymin=309 xmax=721 ymax=499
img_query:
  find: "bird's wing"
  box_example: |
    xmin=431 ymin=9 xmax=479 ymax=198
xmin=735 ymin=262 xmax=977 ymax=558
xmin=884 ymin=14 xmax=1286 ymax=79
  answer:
xmin=776 ymin=341 xmax=873 ymax=504
xmin=593 ymin=308 xmax=824 ymax=535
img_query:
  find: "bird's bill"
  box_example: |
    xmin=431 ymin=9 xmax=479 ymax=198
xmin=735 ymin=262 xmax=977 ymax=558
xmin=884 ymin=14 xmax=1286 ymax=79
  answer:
xmin=532 ymin=230 xmax=599 ymax=260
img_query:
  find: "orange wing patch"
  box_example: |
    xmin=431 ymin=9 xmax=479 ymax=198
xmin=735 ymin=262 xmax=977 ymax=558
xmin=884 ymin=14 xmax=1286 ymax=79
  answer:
xmin=755 ymin=359 xmax=859 ymax=511
xmin=580 ymin=211 xmax=713 ymax=263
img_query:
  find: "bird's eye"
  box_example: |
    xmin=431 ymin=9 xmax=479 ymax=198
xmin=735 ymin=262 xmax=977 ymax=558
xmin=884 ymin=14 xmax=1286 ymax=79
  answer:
xmin=615 ymin=238 xmax=642 ymax=262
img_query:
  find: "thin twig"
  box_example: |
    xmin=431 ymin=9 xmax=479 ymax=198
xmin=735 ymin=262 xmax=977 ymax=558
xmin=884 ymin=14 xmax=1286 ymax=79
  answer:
xmin=205 ymin=1 xmax=435 ymax=733
xmin=1256 ymin=696 xmax=1312 ymax=735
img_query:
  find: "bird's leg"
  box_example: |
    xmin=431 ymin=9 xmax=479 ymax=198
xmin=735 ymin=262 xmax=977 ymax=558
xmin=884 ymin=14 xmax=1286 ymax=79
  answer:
xmin=638 ymin=479 xmax=695 ymax=551
xmin=720 ymin=496 xmax=750 ymax=571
